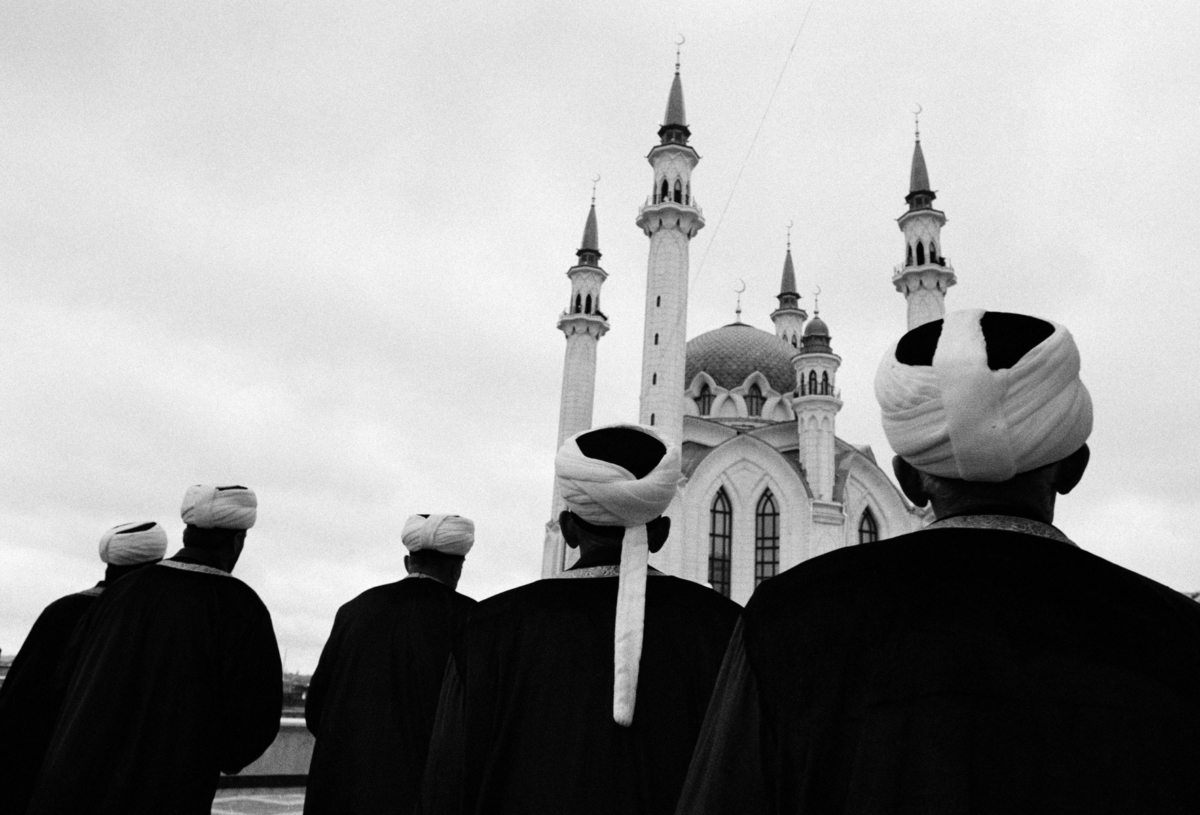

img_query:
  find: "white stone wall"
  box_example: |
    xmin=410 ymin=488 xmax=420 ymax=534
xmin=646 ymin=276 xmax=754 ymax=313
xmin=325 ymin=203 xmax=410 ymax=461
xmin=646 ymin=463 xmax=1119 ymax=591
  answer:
xmin=639 ymin=227 xmax=691 ymax=446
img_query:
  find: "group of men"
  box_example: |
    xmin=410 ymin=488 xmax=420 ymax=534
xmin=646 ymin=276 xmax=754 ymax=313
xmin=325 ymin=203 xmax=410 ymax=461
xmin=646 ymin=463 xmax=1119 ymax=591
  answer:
xmin=4 ymin=310 xmax=1200 ymax=814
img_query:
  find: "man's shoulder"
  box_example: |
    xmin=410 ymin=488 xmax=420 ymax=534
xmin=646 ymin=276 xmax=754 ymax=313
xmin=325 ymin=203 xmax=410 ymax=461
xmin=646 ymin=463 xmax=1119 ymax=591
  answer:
xmin=343 ymin=577 xmax=475 ymax=613
xmin=649 ymin=574 xmax=741 ymax=616
xmin=118 ymin=561 xmax=270 ymax=614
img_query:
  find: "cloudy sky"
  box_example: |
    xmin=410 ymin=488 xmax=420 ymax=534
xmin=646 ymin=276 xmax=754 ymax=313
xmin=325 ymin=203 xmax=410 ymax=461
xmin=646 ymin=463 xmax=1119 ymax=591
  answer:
xmin=3 ymin=0 xmax=1198 ymax=672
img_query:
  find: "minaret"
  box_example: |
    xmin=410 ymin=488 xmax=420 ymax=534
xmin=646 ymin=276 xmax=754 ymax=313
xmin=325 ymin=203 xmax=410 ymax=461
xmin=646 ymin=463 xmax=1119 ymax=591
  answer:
xmin=635 ymin=56 xmax=705 ymax=447
xmin=542 ymin=197 xmax=610 ymax=577
xmin=770 ymin=229 xmax=807 ymax=350
xmin=791 ymin=299 xmax=842 ymax=502
xmin=893 ymin=116 xmax=956 ymax=329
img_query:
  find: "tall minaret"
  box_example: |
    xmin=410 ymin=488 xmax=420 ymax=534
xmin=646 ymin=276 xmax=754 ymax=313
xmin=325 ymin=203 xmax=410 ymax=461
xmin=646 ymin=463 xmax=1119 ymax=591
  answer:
xmin=791 ymin=302 xmax=842 ymax=502
xmin=542 ymin=198 xmax=610 ymax=577
xmin=770 ymin=231 xmax=807 ymax=349
xmin=635 ymin=56 xmax=705 ymax=447
xmin=893 ymin=118 xmax=956 ymax=329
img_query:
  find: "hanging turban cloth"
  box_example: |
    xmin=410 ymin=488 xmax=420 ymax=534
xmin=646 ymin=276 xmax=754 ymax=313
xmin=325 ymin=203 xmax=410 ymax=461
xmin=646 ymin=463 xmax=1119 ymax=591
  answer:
xmin=401 ymin=514 xmax=475 ymax=556
xmin=98 ymin=521 xmax=168 ymax=565
xmin=180 ymin=485 xmax=258 ymax=530
xmin=554 ymin=423 xmax=682 ymax=727
xmin=875 ymin=310 xmax=1092 ymax=483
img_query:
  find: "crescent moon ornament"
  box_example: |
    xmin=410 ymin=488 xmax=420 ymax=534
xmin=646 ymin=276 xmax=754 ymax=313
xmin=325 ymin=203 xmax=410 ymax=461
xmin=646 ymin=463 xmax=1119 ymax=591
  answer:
xmin=913 ymin=104 xmax=922 ymax=140
xmin=676 ymin=34 xmax=686 ymax=46
xmin=590 ymin=174 xmax=600 ymax=204
xmin=914 ymin=103 xmax=922 ymax=116
xmin=734 ymin=278 xmax=746 ymax=293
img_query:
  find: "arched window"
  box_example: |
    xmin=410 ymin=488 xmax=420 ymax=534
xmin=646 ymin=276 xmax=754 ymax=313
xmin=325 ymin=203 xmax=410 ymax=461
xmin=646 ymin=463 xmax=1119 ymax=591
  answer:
xmin=906 ymin=244 xmax=913 ymax=266
xmin=929 ymin=241 xmax=937 ymax=263
xmin=791 ymin=334 xmax=798 ymax=348
xmin=709 ymin=489 xmax=732 ymax=597
xmin=574 ymin=294 xmax=582 ymax=313
xmin=660 ymin=178 xmax=669 ymax=203
xmin=858 ymin=509 xmax=879 ymax=544
xmin=656 ymin=295 xmax=661 ymax=307
xmin=808 ymin=371 xmax=818 ymax=395
xmin=673 ymin=179 xmax=682 ymax=203
xmin=916 ymin=241 xmax=925 ymax=265
xmin=584 ymin=293 xmax=592 ymax=314
xmin=686 ymin=181 xmax=691 ymax=205
xmin=746 ymin=384 xmax=765 ymax=417
xmin=650 ymin=413 xmax=655 ymax=425
xmin=654 ymin=333 xmax=659 ymax=345
xmin=652 ymin=373 xmax=657 ymax=385
xmin=755 ymin=491 xmax=779 ymax=586
xmin=821 ymin=372 xmax=830 ymax=395
xmin=697 ymin=383 xmax=714 ymax=415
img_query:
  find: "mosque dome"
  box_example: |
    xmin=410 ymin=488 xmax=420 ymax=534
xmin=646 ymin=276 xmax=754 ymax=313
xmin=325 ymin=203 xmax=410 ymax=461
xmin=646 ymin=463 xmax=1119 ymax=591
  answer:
xmin=804 ymin=315 xmax=829 ymax=337
xmin=685 ymin=323 xmax=797 ymax=393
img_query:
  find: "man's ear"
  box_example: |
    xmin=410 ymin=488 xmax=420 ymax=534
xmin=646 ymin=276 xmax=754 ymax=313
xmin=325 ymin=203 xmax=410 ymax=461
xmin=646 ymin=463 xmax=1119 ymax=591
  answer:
xmin=647 ymin=516 xmax=671 ymax=554
xmin=1053 ymin=444 xmax=1090 ymax=496
xmin=403 ymin=554 xmax=411 ymax=573
xmin=559 ymin=511 xmax=580 ymax=550
xmin=893 ymin=456 xmax=929 ymax=508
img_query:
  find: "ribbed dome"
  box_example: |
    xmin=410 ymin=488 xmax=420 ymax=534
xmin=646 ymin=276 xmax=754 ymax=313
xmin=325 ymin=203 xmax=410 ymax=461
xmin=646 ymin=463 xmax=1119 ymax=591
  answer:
xmin=804 ymin=315 xmax=829 ymax=337
xmin=685 ymin=323 xmax=797 ymax=393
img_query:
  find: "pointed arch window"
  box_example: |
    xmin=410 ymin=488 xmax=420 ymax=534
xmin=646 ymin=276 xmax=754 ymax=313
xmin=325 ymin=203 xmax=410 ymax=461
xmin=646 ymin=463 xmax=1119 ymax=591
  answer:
xmin=697 ymin=383 xmax=714 ymax=416
xmin=709 ymin=489 xmax=732 ymax=598
xmin=916 ymin=241 xmax=925 ymax=265
xmin=755 ymin=491 xmax=780 ymax=586
xmin=906 ymin=244 xmax=913 ymax=266
xmin=929 ymin=241 xmax=937 ymax=264
xmin=745 ymin=384 xmax=765 ymax=417
xmin=673 ymin=179 xmax=683 ymax=203
xmin=808 ymin=371 xmax=818 ymax=395
xmin=686 ymin=181 xmax=691 ymax=205
xmin=574 ymin=294 xmax=582 ymax=313
xmin=821 ymin=372 xmax=830 ymax=395
xmin=660 ymin=178 xmax=669 ymax=203
xmin=584 ymin=293 xmax=592 ymax=314
xmin=858 ymin=508 xmax=879 ymax=544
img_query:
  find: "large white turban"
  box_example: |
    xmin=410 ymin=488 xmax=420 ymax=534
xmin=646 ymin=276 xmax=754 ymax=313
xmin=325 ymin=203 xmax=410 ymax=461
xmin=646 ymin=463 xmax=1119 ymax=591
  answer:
xmin=875 ymin=309 xmax=1092 ymax=482
xmin=555 ymin=423 xmax=682 ymax=727
xmin=98 ymin=521 xmax=168 ymax=566
xmin=181 ymin=485 xmax=258 ymax=530
xmin=401 ymin=514 xmax=475 ymax=556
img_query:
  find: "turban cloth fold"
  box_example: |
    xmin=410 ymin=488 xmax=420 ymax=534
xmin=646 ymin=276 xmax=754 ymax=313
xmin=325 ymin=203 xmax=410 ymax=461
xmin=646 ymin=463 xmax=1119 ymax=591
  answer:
xmin=401 ymin=514 xmax=475 ymax=556
xmin=98 ymin=521 xmax=168 ymax=565
xmin=181 ymin=484 xmax=257 ymax=530
xmin=875 ymin=309 xmax=1092 ymax=482
xmin=555 ymin=424 xmax=682 ymax=727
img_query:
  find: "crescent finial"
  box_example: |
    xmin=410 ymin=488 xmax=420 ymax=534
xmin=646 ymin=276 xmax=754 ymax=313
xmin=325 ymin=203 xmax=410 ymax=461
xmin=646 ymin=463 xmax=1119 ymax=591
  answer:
xmin=813 ymin=285 xmax=821 ymax=315
xmin=734 ymin=278 xmax=746 ymax=294
xmin=913 ymin=103 xmax=922 ymax=140
xmin=786 ymin=220 xmax=794 ymax=250
xmin=590 ymin=174 xmax=600 ymax=204
xmin=675 ymin=35 xmax=685 ymax=71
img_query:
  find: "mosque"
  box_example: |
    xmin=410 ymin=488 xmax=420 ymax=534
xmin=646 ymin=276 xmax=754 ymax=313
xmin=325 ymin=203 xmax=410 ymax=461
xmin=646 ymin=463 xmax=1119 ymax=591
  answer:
xmin=542 ymin=65 xmax=958 ymax=605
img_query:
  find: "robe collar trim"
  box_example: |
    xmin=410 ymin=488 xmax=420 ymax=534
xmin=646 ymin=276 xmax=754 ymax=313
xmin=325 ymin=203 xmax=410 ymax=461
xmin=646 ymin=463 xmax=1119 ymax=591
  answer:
xmin=404 ymin=572 xmax=451 ymax=586
xmin=556 ymin=564 xmax=665 ymax=580
xmin=159 ymin=560 xmax=231 ymax=577
xmin=75 ymin=584 xmax=105 ymax=597
xmin=927 ymin=514 xmax=1075 ymax=546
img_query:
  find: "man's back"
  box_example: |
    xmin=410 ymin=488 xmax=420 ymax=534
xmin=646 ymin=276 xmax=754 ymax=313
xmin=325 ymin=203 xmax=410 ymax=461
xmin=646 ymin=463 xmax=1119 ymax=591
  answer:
xmin=27 ymin=560 xmax=282 ymax=815
xmin=424 ymin=572 xmax=740 ymax=815
xmin=304 ymin=576 xmax=475 ymax=815
xmin=681 ymin=528 xmax=1200 ymax=814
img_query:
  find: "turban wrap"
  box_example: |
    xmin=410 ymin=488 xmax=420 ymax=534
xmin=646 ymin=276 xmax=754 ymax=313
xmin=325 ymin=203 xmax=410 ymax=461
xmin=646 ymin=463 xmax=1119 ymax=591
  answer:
xmin=401 ymin=514 xmax=475 ymax=556
xmin=555 ymin=423 xmax=682 ymax=727
xmin=181 ymin=484 xmax=258 ymax=530
xmin=875 ymin=309 xmax=1092 ymax=482
xmin=98 ymin=521 xmax=168 ymax=565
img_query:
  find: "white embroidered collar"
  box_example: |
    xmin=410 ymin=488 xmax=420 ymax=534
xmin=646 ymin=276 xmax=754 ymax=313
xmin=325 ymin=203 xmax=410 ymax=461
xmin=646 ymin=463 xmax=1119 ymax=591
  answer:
xmin=159 ymin=560 xmax=231 ymax=577
xmin=927 ymin=514 xmax=1075 ymax=546
xmin=404 ymin=572 xmax=451 ymax=586
xmin=75 ymin=586 xmax=105 ymax=597
xmin=556 ymin=565 xmax=666 ymax=579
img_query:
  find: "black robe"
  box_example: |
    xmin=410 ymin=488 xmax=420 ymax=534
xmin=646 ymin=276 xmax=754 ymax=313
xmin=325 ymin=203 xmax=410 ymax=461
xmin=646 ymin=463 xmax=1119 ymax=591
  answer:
xmin=25 ymin=552 xmax=282 ymax=815
xmin=420 ymin=565 xmax=740 ymax=815
xmin=0 ymin=584 xmax=103 ymax=815
xmin=304 ymin=575 xmax=476 ymax=815
xmin=676 ymin=527 xmax=1200 ymax=815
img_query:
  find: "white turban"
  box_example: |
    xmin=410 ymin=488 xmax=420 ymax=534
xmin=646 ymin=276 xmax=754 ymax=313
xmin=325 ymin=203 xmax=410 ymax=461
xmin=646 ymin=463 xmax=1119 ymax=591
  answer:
xmin=98 ymin=521 xmax=168 ymax=565
xmin=401 ymin=514 xmax=475 ymax=556
xmin=181 ymin=485 xmax=257 ymax=530
xmin=875 ymin=309 xmax=1092 ymax=482
xmin=555 ymin=423 xmax=682 ymax=727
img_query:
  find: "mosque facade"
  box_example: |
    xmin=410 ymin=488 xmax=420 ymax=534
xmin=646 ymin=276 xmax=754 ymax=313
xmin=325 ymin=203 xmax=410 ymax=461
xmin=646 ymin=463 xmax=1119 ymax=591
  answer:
xmin=544 ymin=67 xmax=955 ymax=605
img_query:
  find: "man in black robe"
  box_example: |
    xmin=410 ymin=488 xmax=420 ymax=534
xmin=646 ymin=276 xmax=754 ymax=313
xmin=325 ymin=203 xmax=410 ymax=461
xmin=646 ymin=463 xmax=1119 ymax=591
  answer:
xmin=304 ymin=513 xmax=478 ymax=815
xmin=677 ymin=311 xmax=1200 ymax=814
xmin=26 ymin=484 xmax=282 ymax=815
xmin=0 ymin=521 xmax=167 ymax=815
xmin=421 ymin=424 xmax=740 ymax=815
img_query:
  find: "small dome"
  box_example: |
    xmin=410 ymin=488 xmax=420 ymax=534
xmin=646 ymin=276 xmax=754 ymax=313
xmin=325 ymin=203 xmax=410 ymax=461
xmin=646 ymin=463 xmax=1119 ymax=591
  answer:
xmin=685 ymin=323 xmax=797 ymax=393
xmin=804 ymin=315 xmax=829 ymax=337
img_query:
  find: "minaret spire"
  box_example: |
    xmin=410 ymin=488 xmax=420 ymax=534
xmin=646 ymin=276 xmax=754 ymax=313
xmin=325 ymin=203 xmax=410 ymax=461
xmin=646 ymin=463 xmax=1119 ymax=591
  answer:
xmin=892 ymin=114 xmax=956 ymax=329
xmin=791 ymin=290 xmax=842 ymax=503
xmin=544 ymin=193 xmax=611 ymax=577
xmin=771 ymin=223 xmax=807 ymax=349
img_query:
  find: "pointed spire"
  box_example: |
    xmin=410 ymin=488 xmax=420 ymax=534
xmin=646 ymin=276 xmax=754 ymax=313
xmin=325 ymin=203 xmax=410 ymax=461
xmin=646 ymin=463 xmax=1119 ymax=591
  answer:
xmin=576 ymin=192 xmax=601 ymax=265
xmin=657 ymin=45 xmax=691 ymax=145
xmin=776 ymin=225 xmax=800 ymax=311
xmin=909 ymin=139 xmax=931 ymax=194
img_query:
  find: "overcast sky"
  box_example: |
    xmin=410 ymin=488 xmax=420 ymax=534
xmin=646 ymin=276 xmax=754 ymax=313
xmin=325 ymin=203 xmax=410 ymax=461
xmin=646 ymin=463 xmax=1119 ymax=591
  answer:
xmin=3 ymin=0 xmax=1198 ymax=673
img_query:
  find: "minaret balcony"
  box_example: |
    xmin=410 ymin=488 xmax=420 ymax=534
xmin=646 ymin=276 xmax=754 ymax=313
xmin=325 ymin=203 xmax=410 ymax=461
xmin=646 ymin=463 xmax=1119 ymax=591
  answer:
xmin=892 ymin=262 xmax=957 ymax=292
xmin=636 ymin=199 xmax=706 ymax=236
xmin=557 ymin=310 xmax=610 ymax=338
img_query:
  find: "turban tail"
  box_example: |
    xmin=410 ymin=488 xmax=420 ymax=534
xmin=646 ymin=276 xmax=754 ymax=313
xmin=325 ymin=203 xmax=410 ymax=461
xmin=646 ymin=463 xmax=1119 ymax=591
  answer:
xmin=99 ymin=522 xmax=168 ymax=565
xmin=876 ymin=309 xmax=1092 ymax=482
xmin=181 ymin=485 xmax=257 ymax=530
xmin=401 ymin=514 xmax=475 ymax=556
xmin=555 ymin=427 xmax=681 ymax=726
